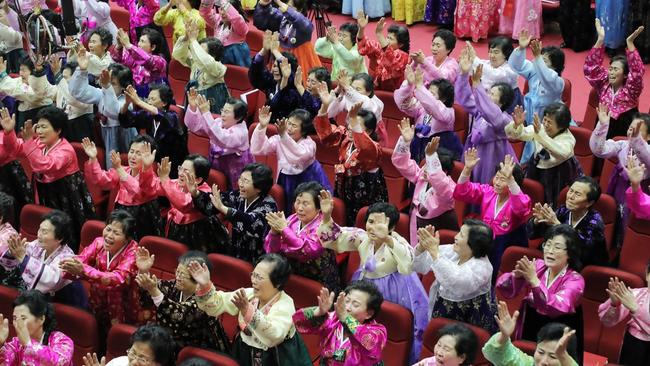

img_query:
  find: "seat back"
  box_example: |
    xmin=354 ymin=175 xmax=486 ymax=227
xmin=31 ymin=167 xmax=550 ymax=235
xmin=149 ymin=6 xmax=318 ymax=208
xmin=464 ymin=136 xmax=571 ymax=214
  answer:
xmin=376 ymin=301 xmax=413 ymax=366
xmin=420 ymin=317 xmax=492 ymax=365
xmin=168 ymin=59 xmax=191 ymax=106
xmin=332 ymin=197 xmax=346 ymax=225
xmin=283 ymin=274 xmax=323 ymax=363
xmin=139 ymin=236 xmax=189 ymax=280
xmin=269 ymin=184 xmax=286 ymax=215
xmin=452 ymin=104 xmax=469 ymax=144
xmin=380 ymin=147 xmax=408 ymax=207
xmin=523 ymin=77 xmax=572 ymax=107
xmin=71 ymin=142 xmax=109 ymax=216
xmin=598 ymin=157 xmax=619 ymax=194
xmin=54 ymin=303 xmax=99 ymax=366
xmin=581 ymin=265 xmax=644 ymax=361
xmin=521 ymin=178 xmax=545 ymax=206
xmin=80 ymin=220 xmax=106 ymax=253
xmin=19 ymin=204 xmax=52 ymax=241
xmin=224 ymin=64 xmax=254 ymax=98
xmin=106 ymin=323 xmax=137 ymax=362
xmin=177 ymin=347 xmax=239 ymax=366
xmin=245 ymin=28 xmax=264 ymax=56
xmin=496 ymin=246 xmax=543 ymax=311
xmin=187 ymin=131 xmax=211 ymax=157
xmin=569 ymin=126 xmax=595 ymax=176
xmin=208 ymin=168 xmax=230 ymax=192
xmin=0 ymin=285 xmax=19 ymax=339
xmin=376 ymin=90 xmax=406 ymax=148
xmin=620 ymin=215 xmax=650 ymax=278
xmin=581 ymin=88 xmax=599 ymax=130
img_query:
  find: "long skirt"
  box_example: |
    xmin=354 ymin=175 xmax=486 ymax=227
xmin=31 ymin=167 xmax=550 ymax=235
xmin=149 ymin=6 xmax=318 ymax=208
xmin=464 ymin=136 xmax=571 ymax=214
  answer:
xmin=342 ymin=0 xmax=392 ymax=19
xmin=392 ymin=0 xmax=426 ymax=25
xmin=284 ymin=42 xmax=322 ymax=84
xmin=210 ymin=150 xmax=255 ymax=190
xmin=521 ymin=303 xmax=584 ymax=365
xmin=223 ymin=43 xmax=252 ymax=68
xmin=425 ymin=0 xmax=456 ymax=25
xmin=431 ymin=292 xmax=498 ymax=333
xmin=115 ymin=200 xmax=164 ymax=240
xmin=0 ymin=160 xmax=33 ymax=226
xmin=231 ymin=332 xmax=312 ymax=366
xmin=336 ymin=170 xmax=389 ymax=226
xmin=412 ymin=130 xmax=463 ymax=163
xmin=629 ymin=0 xmax=650 ymax=63
xmin=290 ymin=248 xmax=341 ymax=295
xmin=35 ymin=172 xmax=96 ymax=253
xmin=526 ymin=155 xmax=583 ymax=207
xmin=186 ymin=81 xmax=230 ymax=115
xmin=167 ymin=216 xmax=231 ymax=253
xmin=596 ymin=0 xmax=630 ymax=50
xmin=63 ymin=113 xmax=95 ymax=143
xmin=620 ymin=330 xmax=650 ymax=366
xmin=559 ymin=0 xmax=596 ymax=52
xmin=278 ymin=161 xmax=333 ymax=214
xmin=353 ymin=270 xmax=428 ymax=365
xmin=454 ymin=0 xmax=500 ymax=42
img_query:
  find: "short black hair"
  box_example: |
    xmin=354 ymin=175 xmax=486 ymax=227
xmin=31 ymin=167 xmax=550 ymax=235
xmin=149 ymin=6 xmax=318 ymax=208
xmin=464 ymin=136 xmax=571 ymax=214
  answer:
xmin=108 ymin=63 xmax=134 ymax=88
xmin=225 ymin=97 xmax=248 ymax=123
xmin=141 ymin=27 xmax=165 ymax=55
xmin=491 ymin=82 xmax=515 ymax=111
xmin=255 ymin=253 xmax=292 ymax=290
xmin=344 ymin=280 xmax=384 ymax=321
xmin=544 ymin=224 xmax=582 ymax=271
xmin=293 ymin=181 xmax=323 ymax=209
xmin=62 ymin=60 xmax=78 ymax=74
xmin=308 ymin=66 xmax=332 ymax=91
xmin=493 ymin=161 xmax=524 ymax=187
xmin=14 ymin=290 xmax=57 ymax=344
xmin=437 ymin=147 xmax=455 ymax=175
xmin=463 ymin=219 xmax=493 ymax=258
xmin=242 ymin=163 xmax=274 ymax=197
xmin=199 ymin=37 xmax=225 ymax=62
xmin=178 ymin=358 xmax=213 ymax=366
xmin=433 ymin=29 xmax=457 ymax=54
xmin=0 ymin=192 xmax=15 ymax=226
xmin=387 ymin=24 xmax=410 ymax=53
xmin=572 ymin=176 xmax=601 ymax=203
xmin=536 ymin=322 xmax=578 ymax=361
xmin=339 ymin=22 xmax=359 ymax=45
xmin=541 ymin=46 xmax=565 ymax=75
xmin=634 ymin=112 xmax=650 ymax=136
xmin=185 ymin=154 xmax=211 ymax=182
xmin=438 ymin=323 xmax=479 ymax=366
xmin=488 ymin=36 xmax=514 ymax=60
xmin=357 ymin=109 xmax=378 ymax=141
xmin=90 ymin=27 xmax=113 ymax=49
xmin=42 ymin=210 xmax=72 ymax=244
xmin=36 ymin=106 xmax=68 ymax=134
xmin=366 ymin=202 xmax=399 ymax=230
xmin=351 ymin=73 xmax=374 ymax=98
xmin=543 ymin=102 xmax=572 ymax=133
xmin=19 ymin=55 xmax=35 ymax=72
xmin=179 ymin=250 xmax=213 ymax=272
xmin=428 ymin=79 xmax=454 ymax=108
xmin=106 ymin=209 xmax=137 ymax=240
xmin=131 ymin=324 xmax=176 ymax=366
xmin=149 ymin=84 xmax=175 ymax=108
xmin=130 ymin=134 xmax=157 ymax=151
xmin=276 ymin=52 xmax=298 ymax=75
xmin=610 ymin=55 xmax=629 ymax=76
xmin=287 ymin=108 xmax=314 ymax=137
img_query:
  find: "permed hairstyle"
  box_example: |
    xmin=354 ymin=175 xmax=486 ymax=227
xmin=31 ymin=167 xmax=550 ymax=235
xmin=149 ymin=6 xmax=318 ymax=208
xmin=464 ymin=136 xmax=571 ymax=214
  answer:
xmin=287 ymin=108 xmax=315 ymax=137
xmin=225 ymin=97 xmax=248 ymax=123
xmin=541 ymin=46 xmax=565 ymax=75
xmin=365 ymin=202 xmax=400 ymax=231
xmin=179 ymin=250 xmax=213 ymax=272
xmin=433 ymin=29 xmax=457 ymax=54
xmin=351 ymin=72 xmax=375 ymax=98
xmin=308 ymin=67 xmax=332 ymax=90
xmin=108 ymin=63 xmax=133 ymax=88
xmin=345 ymin=280 xmax=384 ymax=321
xmin=184 ymin=154 xmax=211 ymax=182
xmin=199 ymin=37 xmax=225 ymax=62
xmin=543 ymin=102 xmax=572 ymax=133
xmin=41 ymin=210 xmax=72 ymax=245
xmin=536 ymin=323 xmax=578 ymax=360
xmin=241 ymin=163 xmax=274 ymax=197
xmin=437 ymin=323 xmax=479 ymax=366
xmin=428 ymin=78 xmax=454 ymax=108
xmin=14 ymin=290 xmax=57 ymax=345
xmin=339 ymin=22 xmax=359 ymax=45
xmin=491 ymin=82 xmax=515 ymax=111
xmin=488 ymin=36 xmax=514 ymax=60
xmin=149 ymin=84 xmax=175 ymax=108
xmin=254 ymin=253 xmax=292 ymax=290
xmin=387 ymin=24 xmax=410 ymax=53
xmin=293 ymin=181 xmax=323 ymax=209
xmin=543 ymin=224 xmax=582 ymax=271
xmin=130 ymin=134 xmax=157 ymax=151
xmin=106 ymin=209 xmax=137 ymax=240
xmin=89 ymin=27 xmax=113 ymax=49
xmin=571 ymin=176 xmax=601 ymax=204
xmin=131 ymin=324 xmax=176 ymax=366
xmin=36 ymin=106 xmax=68 ymax=134
xmin=140 ymin=28 xmax=165 ymax=55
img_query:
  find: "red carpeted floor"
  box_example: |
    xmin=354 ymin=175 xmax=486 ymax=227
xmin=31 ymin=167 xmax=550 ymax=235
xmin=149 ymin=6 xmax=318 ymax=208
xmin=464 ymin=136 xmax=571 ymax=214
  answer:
xmin=313 ymin=11 xmax=650 ymax=121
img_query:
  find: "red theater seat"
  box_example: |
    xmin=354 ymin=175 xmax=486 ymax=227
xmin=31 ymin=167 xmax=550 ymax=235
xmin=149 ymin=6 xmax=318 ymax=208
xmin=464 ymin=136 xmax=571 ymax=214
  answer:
xmin=521 ymin=178 xmax=545 ymax=206
xmin=80 ymin=220 xmax=106 ymax=253
xmin=71 ymin=142 xmax=109 ymax=217
xmin=380 ymin=147 xmax=409 ymax=209
xmin=376 ymin=90 xmax=406 ymax=148
xmin=524 ymin=77 xmax=572 ymax=107
xmin=177 ymin=347 xmax=239 ymax=366
xmin=54 ymin=303 xmax=99 ymax=366
xmin=284 ymin=274 xmax=324 ymax=364
xmin=19 ymin=204 xmax=52 ymax=241
xmin=581 ymin=88 xmax=600 ymax=130
xmin=420 ymin=317 xmax=492 ymax=365
xmin=376 ymin=301 xmax=413 ymax=366
xmin=246 ymin=28 xmax=264 ymax=56
xmin=496 ymin=246 xmax=543 ymax=312
xmin=453 ymin=104 xmax=469 ymax=144
xmin=269 ymin=184 xmax=286 ymax=214
xmin=332 ymin=197 xmax=346 ymax=226
xmin=168 ymin=60 xmax=191 ymax=106
xmin=0 ymin=286 xmax=19 ymax=338
xmin=139 ymin=236 xmax=189 ymax=280
xmin=619 ymin=215 xmax=650 ymax=278
xmin=187 ymin=131 xmax=211 ymax=157
xmin=106 ymin=323 xmax=137 ymax=362
xmin=208 ymin=168 xmax=230 ymax=192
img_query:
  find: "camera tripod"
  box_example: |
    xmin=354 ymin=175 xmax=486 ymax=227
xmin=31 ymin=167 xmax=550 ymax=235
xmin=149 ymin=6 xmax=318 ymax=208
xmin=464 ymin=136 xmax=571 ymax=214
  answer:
xmin=308 ymin=1 xmax=332 ymax=38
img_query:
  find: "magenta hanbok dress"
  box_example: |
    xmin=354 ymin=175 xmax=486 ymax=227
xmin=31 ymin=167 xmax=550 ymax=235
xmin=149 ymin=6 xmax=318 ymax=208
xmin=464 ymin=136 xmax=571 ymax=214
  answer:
xmin=420 ymin=56 xmax=460 ymax=85
xmin=264 ymin=212 xmax=341 ymax=293
xmin=113 ymin=0 xmax=161 ymax=42
xmin=0 ymin=331 xmax=74 ymax=366
xmin=455 ymin=73 xmax=517 ymax=184
xmin=498 ymin=0 xmax=542 ymax=40
xmin=110 ymin=45 xmax=168 ymax=98
xmin=627 ymin=187 xmax=650 ymax=220
xmin=293 ymin=308 xmax=387 ymax=366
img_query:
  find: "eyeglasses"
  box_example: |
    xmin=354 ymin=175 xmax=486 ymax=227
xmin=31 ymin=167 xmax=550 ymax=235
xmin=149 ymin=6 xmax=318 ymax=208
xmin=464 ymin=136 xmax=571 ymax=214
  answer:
xmin=542 ymin=242 xmax=567 ymax=252
xmin=250 ymin=272 xmax=267 ymax=282
xmin=127 ymin=347 xmax=153 ymax=364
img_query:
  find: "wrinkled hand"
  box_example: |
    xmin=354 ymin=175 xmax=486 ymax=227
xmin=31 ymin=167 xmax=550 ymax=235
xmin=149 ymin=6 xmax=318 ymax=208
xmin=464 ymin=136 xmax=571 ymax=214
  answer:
xmin=157 ymin=157 xmax=171 ymax=182
xmin=14 ymin=317 xmax=30 ymax=346
xmin=375 ymin=17 xmax=386 ymax=34
xmin=139 ymin=142 xmax=156 ymax=169
xmin=555 ymin=327 xmax=578 ymax=364
xmin=518 ymin=29 xmax=531 ymax=49
xmin=414 ymin=67 xmax=424 ymax=88
xmin=231 ymin=288 xmax=250 ymax=313
xmin=405 ymin=64 xmax=416 ymax=85
xmin=512 ymin=105 xmax=526 ymax=128
xmin=314 ymin=287 xmax=335 ymax=317
xmin=279 ymin=57 xmax=292 ymax=79
xmin=530 ymin=39 xmax=542 ymax=58
xmin=398 ymin=117 xmax=414 ymax=143
xmin=258 ymin=105 xmax=272 ymax=128
xmin=471 ymin=63 xmax=483 ymax=88
xmin=326 ymin=26 xmax=338 ymax=44
xmin=417 ymin=225 xmax=439 ymax=259
xmin=294 ymin=66 xmax=304 ymax=90
xmin=334 ymin=292 xmax=347 ymax=322
xmin=458 ymin=46 xmax=473 ymax=75
xmin=595 ymin=18 xmax=605 ymax=42
xmin=319 ymin=190 xmax=334 ymax=222
xmin=210 ymin=184 xmax=226 ymax=212
xmin=532 ymin=113 xmax=541 ymax=134
xmin=357 ymin=10 xmax=368 ymax=28
xmin=627 ymin=26 xmax=645 ymax=50
xmin=265 ymin=211 xmax=288 ymax=233
xmin=348 ymin=101 xmax=363 ymax=127
xmin=197 ymin=94 xmax=211 ymax=114
xmin=77 ymin=47 xmax=89 ymax=70
xmin=187 ymin=88 xmax=199 ymax=110
xmin=110 ymin=150 xmax=122 ymax=170
xmin=495 ymin=301 xmax=519 ymax=344
xmin=597 ymin=103 xmax=610 ymax=125
xmin=425 ymin=136 xmax=440 ymax=157
xmin=409 ymin=50 xmax=425 ymax=65
xmin=0 ymin=107 xmax=15 ymax=132
xmin=135 ymin=272 xmax=159 ymax=293
xmin=514 ymin=256 xmax=538 ymax=285
xmin=463 ymin=147 xmax=481 ymax=171
xmin=82 ymin=353 xmax=106 ymax=366
xmin=135 ymin=246 xmax=155 ymax=272
xmin=605 ymin=277 xmax=623 ymax=307
xmin=21 ymin=120 xmax=34 ymax=140
xmin=188 ymin=260 xmax=212 ymax=287
xmin=337 ymin=69 xmax=350 ymax=91
xmin=183 ymin=171 xmax=199 ymax=197
xmin=625 ymin=154 xmax=645 ymax=190
xmin=316 ymin=81 xmax=333 ymax=108
xmin=499 ymin=155 xmax=516 ymax=181
xmin=59 ymin=257 xmax=84 ymax=276
xmin=99 ymin=69 xmax=112 ymax=89
xmin=7 ymin=235 xmax=27 ymax=263
xmin=49 ymin=55 xmax=62 ymax=75
xmin=277 ymin=118 xmax=288 ymax=137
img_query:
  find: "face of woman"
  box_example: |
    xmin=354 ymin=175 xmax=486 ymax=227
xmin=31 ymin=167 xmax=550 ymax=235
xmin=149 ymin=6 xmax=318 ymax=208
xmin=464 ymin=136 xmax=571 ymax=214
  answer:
xmin=491 ymin=170 xmax=510 ymax=196
xmin=127 ymin=341 xmax=158 ymax=366
xmin=174 ymin=263 xmax=197 ymax=293
xmin=19 ymin=65 xmax=31 ymax=82
xmin=62 ymin=68 xmax=73 ymax=81
xmin=488 ymin=46 xmax=507 ymax=68
xmin=37 ymin=219 xmax=62 ymax=254
xmin=250 ymin=261 xmax=279 ymax=303
xmin=542 ymin=115 xmax=561 ymax=138
xmin=627 ymin=119 xmax=649 ymax=140
xmin=351 ymin=79 xmax=369 ymax=96
xmin=293 ymin=192 xmax=319 ymax=225
xmin=178 ymin=160 xmax=198 ymax=186
xmin=13 ymin=305 xmax=45 ymax=341
xmin=88 ymin=34 xmax=105 ymax=56
xmin=339 ymin=30 xmax=353 ymax=49
xmin=306 ymin=73 xmax=320 ymax=94
xmin=272 ymin=62 xmax=281 ymax=81
xmin=344 ymin=289 xmax=372 ymax=323
xmin=138 ymin=34 xmax=153 ymax=54
xmin=238 ymin=171 xmax=261 ymax=201
xmin=35 ymin=119 xmax=61 ymax=147
xmin=489 ymin=86 xmax=503 ymax=107
xmin=542 ymin=235 xmax=569 ymax=270
xmin=365 ymin=213 xmax=390 ymax=244
xmin=386 ymin=32 xmax=399 ymax=50
xmin=433 ymin=335 xmax=465 ymax=366
xmin=608 ymin=60 xmax=626 ymax=88
xmin=453 ymin=225 xmax=474 ymax=260
xmin=220 ymin=103 xmax=237 ymax=127
xmin=430 ymin=37 xmax=449 ymax=64
xmin=147 ymin=89 xmax=165 ymax=110
xmin=533 ymin=340 xmax=563 ymax=366
xmin=102 ymin=221 xmax=128 ymax=255
xmin=286 ymin=117 xmax=303 ymax=142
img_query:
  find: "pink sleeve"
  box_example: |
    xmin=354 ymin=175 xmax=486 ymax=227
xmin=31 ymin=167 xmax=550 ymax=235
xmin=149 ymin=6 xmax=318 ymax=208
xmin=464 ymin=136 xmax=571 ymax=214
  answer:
xmin=22 ymin=139 xmax=70 ymax=174
xmin=583 ymin=47 xmax=608 ymax=91
xmin=139 ymin=167 xmax=164 ymax=196
xmin=263 ymin=232 xmax=282 ymax=254
xmin=391 ymin=138 xmax=421 ymax=183
xmin=225 ymin=2 xmax=248 ymax=37
xmin=83 ymin=243 xmax=137 ymax=288
xmin=204 ymin=113 xmax=248 ymax=149
xmin=128 ymin=46 xmax=167 ymax=72
xmin=274 ymin=226 xmax=324 ymax=261
xmin=1 ymin=130 xmax=22 ymax=157
xmin=452 ymin=181 xmax=488 ymax=205
xmin=0 ymin=338 xmax=20 ymax=364
xmin=250 ymin=128 xmax=278 ymax=155
xmin=22 ymin=332 xmax=74 ymax=365
xmin=421 ymin=57 xmax=459 ymax=83
xmin=529 ymin=263 xmax=585 ymax=317
xmin=624 ymin=49 xmax=645 ymax=102
xmin=598 ymin=298 xmax=629 ymax=327
xmin=413 ymin=85 xmax=454 ymax=130
xmin=346 ymin=319 xmax=387 ymax=363
xmin=84 ymin=159 xmax=118 ymax=191
xmin=161 ymin=180 xmax=195 ymax=213
xmin=200 ymin=0 xmax=219 ymax=29
xmin=279 ymin=136 xmax=316 ymax=167
xmin=119 ymin=173 xmax=141 ymax=196
xmin=496 ymin=270 xmax=529 ymax=299
xmin=428 ymin=169 xmax=456 ymax=202
xmin=184 ymin=107 xmax=210 ymax=135
xmin=629 ymin=135 xmax=650 ymax=169
xmin=110 ymin=46 xmax=125 ymax=64
xmin=626 ymin=187 xmax=650 ymax=220
xmin=292 ymin=307 xmax=329 ymax=336
xmin=394 ymin=81 xmax=425 ymax=120
xmin=509 ymin=192 xmax=533 ymax=218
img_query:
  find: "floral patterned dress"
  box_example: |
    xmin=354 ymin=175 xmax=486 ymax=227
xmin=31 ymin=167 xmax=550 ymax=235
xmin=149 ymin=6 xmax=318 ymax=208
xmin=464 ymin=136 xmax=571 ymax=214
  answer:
xmin=454 ymin=0 xmax=500 ymax=41
xmin=0 ymin=331 xmax=74 ymax=366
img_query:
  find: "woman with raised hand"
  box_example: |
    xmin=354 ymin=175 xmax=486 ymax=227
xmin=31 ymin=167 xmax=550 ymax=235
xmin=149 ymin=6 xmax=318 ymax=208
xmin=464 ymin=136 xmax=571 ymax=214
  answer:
xmin=0 ymin=108 xmax=33 ymax=220
xmin=188 ymin=253 xmax=312 ymax=366
xmin=482 ymin=301 xmax=579 ymax=366
xmin=200 ymin=0 xmax=251 ymax=67
xmin=625 ymin=155 xmax=650 ymax=219
xmin=412 ymin=323 xmax=479 ymax=366
xmin=0 ymin=290 xmax=74 ymax=366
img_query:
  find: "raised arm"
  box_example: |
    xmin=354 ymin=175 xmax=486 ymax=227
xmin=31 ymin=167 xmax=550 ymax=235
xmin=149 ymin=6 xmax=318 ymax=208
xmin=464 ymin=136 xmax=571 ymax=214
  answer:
xmin=529 ymin=269 xmax=585 ymax=317
xmin=589 ymin=106 xmax=624 ymax=159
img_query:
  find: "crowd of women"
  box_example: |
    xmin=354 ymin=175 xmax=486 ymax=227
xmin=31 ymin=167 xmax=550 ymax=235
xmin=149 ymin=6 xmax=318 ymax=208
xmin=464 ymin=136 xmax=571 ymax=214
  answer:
xmin=0 ymin=0 xmax=649 ymax=365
